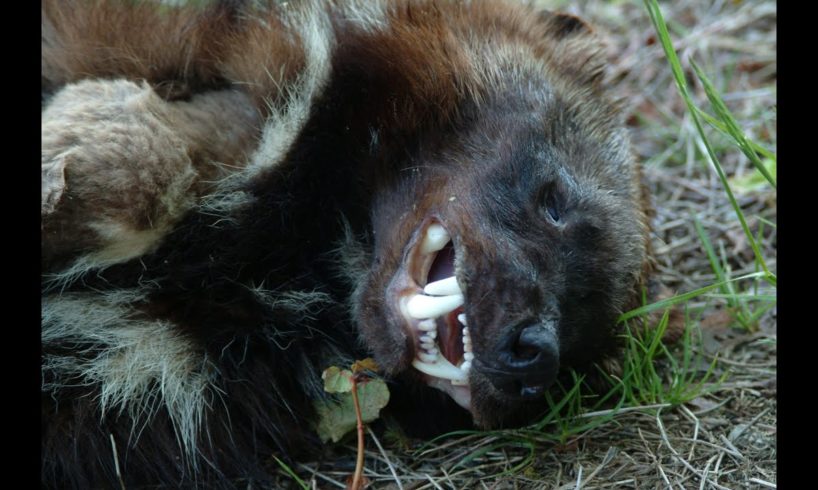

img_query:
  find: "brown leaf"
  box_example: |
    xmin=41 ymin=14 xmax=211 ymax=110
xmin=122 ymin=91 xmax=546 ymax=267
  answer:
xmin=351 ymin=358 xmax=380 ymax=374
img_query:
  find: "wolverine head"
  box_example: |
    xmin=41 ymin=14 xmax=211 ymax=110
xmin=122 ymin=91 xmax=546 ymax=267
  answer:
xmin=345 ymin=3 xmax=649 ymax=427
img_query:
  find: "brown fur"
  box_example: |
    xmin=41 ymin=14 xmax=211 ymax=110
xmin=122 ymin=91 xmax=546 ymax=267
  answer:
xmin=42 ymin=0 xmax=234 ymax=98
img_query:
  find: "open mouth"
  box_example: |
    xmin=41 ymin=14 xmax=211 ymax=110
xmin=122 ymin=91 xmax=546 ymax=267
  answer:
xmin=395 ymin=221 xmax=473 ymax=410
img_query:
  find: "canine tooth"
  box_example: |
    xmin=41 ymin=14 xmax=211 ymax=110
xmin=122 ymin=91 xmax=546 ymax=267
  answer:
xmin=412 ymin=357 xmax=467 ymax=382
xmin=423 ymin=276 xmax=461 ymax=296
xmin=457 ymin=313 xmax=467 ymax=326
xmin=418 ymin=352 xmax=438 ymax=363
xmin=463 ymin=352 xmax=474 ymax=362
xmin=406 ymin=294 xmax=464 ymax=319
xmin=418 ymin=319 xmax=437 ymax=332
xmin=420 ymin=224 xmax=450 ymax=254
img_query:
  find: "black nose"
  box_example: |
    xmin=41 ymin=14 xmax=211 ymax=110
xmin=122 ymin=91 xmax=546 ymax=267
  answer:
xmin=485 ymin=322 xmax=560 ymax=400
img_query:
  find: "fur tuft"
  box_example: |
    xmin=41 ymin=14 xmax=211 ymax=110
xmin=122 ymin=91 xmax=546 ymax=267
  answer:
xmin=42 ymin=289 xmax=218 ymax=465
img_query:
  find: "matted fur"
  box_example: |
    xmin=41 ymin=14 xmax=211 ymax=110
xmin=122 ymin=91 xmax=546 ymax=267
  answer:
xmin=41 ymin=0 xmax=664 ymax=487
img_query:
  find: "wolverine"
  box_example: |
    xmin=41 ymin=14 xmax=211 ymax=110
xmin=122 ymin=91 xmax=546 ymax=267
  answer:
xmin=42 ymin=0 xmax=660 ymax=487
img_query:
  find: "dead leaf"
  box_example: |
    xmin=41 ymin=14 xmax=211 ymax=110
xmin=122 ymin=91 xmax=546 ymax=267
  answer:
xmin=351 ymin=358 xmax=380 ymax=374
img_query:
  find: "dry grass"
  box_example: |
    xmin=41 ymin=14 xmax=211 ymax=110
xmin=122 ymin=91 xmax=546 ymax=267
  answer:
xmin=285 ymin=1 xmax=777 ymax=488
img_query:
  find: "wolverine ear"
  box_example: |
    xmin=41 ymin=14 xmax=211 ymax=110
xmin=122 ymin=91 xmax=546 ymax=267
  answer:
xmin=537 ymin=11 xmax=606 ymax=88
xmin=538 ymin=11 xmax=595 ymax=40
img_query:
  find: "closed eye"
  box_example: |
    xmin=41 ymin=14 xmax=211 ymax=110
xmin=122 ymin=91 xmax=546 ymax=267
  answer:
xmin=540 ymin=183 xmax=564 ymax=224
xmin=545 ymin=192 xmax=560 ymax=222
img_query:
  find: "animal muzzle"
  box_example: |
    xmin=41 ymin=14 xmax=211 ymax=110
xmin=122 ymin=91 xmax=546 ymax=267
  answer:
xmin=478 ymin=320 xmax=560 ymax=400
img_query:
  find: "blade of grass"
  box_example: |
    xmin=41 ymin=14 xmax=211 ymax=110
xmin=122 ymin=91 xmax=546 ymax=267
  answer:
xmin=272 ymin=455 xmax=310 ymax=490
xmin=618 ymin=271 xmax=767 ymax=322
xmin=696 ymin=109 xmax=777 ymax=162
xmin=642 ymin=0 xmax=773 ymax=277
xmin=532 ymin=379 xmax=586 ymax=430
xmin=690 ymin=60 xmax=776 ymax=188
xmin=694 ymin=217 xmax=754 ymax=329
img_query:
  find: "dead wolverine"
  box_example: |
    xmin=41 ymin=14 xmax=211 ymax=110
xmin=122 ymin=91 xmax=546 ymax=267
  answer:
xmin=42 ymin=0 xmax=658 ymax=487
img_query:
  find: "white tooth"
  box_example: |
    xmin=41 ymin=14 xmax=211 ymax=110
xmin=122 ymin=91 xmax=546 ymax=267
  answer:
xmin=462 ymin=327 xmax=471 ymax=354
xmin=461 ymin=360 xmax=472 ymax=372
xmin=406 ymin=294 xmax=464 ymax=320
xmin=462 ymin=327 xmax=469 ymax=336
xmin=418 ymin=319 xmax=437 ymax=332
xmin=420 ymin=341 xmax=436 ymax=350
xmin=425 ymin=346 xmax=439 ymax=356
xmin=420 ymin=224 xmax=450 ymax=254
xmin=412 ymin=357 xmax=467 ymax=382
xmin=464 ymin=352 xmax=474 ymax=361
xmin=419 ymin=352 xmax=438 ymax=363
xmin=424 ymin=276 xmax=462 ymax=296
xmin=457 ymin=313 xmax=467 ymax=326
xmin=420 ymin=334 xmax=435 ymax=343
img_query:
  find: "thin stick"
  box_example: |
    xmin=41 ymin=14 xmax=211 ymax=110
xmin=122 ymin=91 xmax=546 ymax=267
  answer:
xmin=367 ymin=426 xmax=404 ymax=490
xmin=350 ymin=376 xmax=365 ymax=490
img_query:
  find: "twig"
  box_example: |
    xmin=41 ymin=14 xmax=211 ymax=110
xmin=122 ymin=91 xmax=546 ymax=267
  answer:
xmin=366 ymin=426 xmax=403 ymax=490
xmin=679 ymin=405 xmax=701 ymax=460
xmin=578 ymin=403 xmax=672 ymax=419
xmin=424 ymin=474 xmax=445 ymax=490
xmin=561 ymin=447 xmax=617 ymax=490
xmin=748 ymin=478 xmax=776 ymax=488
xmin=718 ymin=435 xmax=744 ymax=460
xmin=698 ymin=455 xmax=717 ymax=490
xmin=655 ymin=410 xmax=732 ymax=490
xmin=350 ymin=376 xmax=366 ymax=490
xmin=574 ymin=464 xmax=583 ymax=490
xmin=728 ymin=406 xmax=772 ymax=442
xmin=296 ymin=464 xmax=346 ymax=489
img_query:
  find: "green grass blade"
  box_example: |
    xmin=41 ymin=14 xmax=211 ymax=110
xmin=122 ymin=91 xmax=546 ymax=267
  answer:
xmin=690 ymin=60 xmax=776 ymax=188
xmin=694 ymin=217 xmax=728 ymax=293
xmin=696 ymin=109 xmax=777 ymax=162
xmin=532 ymin=380 xmax=585 ymax=430
xmin=618 ymin=272 xmax=767 ymax=323
xmin=642 ymin=0 xmax=771 ymax=275
xmin=272 ymin=456 xmax=309 ymax=490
